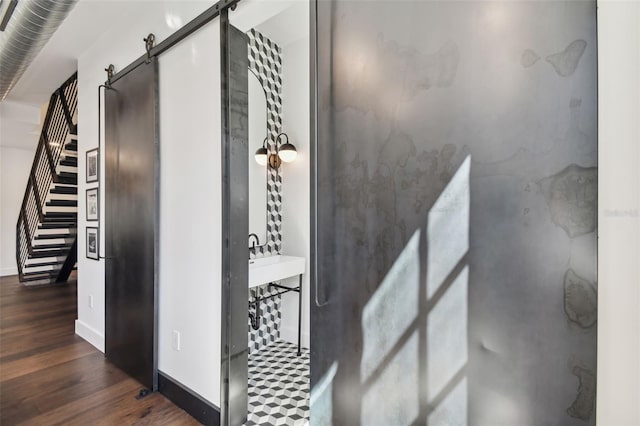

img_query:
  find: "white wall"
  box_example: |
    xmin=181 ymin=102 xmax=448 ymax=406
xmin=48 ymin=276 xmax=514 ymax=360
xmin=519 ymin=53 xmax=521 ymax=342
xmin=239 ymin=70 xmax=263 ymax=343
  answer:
xmin=76 ymin=0 xmax=222 ymax=406
xmin=597 ymin=1 xmax=640 ymax=425
xmin=280 ymin=32 xmax=310 ymax=348
xmin=157 ymin=21 xmax=221 ymax=406
xmin=0 ymin=148 xmax=37 ymax=276
xmin=0 ymin=101 xmax=40 ymax=276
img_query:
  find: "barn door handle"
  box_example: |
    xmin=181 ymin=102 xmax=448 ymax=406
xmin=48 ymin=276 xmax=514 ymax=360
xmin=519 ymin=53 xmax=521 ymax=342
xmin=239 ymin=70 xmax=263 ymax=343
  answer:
xmin=312 ymin=0 xmax=329 ymax=308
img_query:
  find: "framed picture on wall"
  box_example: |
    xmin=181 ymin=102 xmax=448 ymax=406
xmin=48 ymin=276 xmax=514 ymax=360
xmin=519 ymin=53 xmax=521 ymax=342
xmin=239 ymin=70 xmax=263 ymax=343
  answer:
xmin=86 ymin=188 xmax=99 ymax=221
xmin=86 ymin=227 xmax=99 ymax=260
xmin=86 ymin=148 xmax=99 ymax=183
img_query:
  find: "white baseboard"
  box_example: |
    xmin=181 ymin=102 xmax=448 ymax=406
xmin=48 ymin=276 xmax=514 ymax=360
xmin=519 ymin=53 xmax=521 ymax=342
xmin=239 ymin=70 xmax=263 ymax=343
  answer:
xmin=281 ymin=325 xmax=310 ymax=349
xmin=75 ymin=319 xmax=105 ymax=353
xmin=0 ymin=266 xmax=18 ymax=277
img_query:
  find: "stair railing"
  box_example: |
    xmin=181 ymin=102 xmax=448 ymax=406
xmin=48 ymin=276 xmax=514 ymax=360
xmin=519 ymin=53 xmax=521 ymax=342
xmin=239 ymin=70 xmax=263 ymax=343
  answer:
xmin=15 ymin=73 xmax=78 ymax=282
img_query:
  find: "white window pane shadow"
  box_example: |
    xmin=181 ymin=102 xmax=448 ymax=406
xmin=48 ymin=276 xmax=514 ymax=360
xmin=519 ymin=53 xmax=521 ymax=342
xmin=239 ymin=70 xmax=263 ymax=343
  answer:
xmin=427 ymin=156 xmax=470 ymax=300
xmin=350 ymin=156 xmax=471 ymax=425
xmin=427 ymin=266 xmax=468 ymax=402
xmin=361 ymin=230 xmax=421 ymax=381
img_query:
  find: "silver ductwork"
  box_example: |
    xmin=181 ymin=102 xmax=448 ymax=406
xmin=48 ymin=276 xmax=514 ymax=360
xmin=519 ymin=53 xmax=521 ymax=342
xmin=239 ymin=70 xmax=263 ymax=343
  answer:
xmin=0 ymin=0 xmax=77 ymax=101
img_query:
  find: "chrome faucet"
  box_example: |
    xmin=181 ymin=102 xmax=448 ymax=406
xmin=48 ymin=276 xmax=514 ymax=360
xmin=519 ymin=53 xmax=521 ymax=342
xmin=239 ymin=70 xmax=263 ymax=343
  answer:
xmin=248 ymin=233 xmax=260 ymax=250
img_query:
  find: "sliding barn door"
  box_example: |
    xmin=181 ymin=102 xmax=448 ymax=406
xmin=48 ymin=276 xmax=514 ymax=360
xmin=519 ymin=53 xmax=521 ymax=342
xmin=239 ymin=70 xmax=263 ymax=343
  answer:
xmin=311 ymin=1 xmax=597 ymax=425
xmin=105 ymin=59 xmax=159 ymax=391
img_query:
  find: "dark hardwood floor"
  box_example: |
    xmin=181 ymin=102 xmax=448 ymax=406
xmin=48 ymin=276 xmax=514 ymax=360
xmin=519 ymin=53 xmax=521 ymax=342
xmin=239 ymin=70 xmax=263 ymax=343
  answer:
xmin=0 ymin=274 xmax=199 ymax=425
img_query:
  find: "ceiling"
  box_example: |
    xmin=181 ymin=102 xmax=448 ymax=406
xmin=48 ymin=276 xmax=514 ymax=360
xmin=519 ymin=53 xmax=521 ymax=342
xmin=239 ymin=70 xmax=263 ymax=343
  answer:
xmin=3 ymin=0 xmax=307 ymax=108
xmin=4 ymin=0 xmax=147 ymax=107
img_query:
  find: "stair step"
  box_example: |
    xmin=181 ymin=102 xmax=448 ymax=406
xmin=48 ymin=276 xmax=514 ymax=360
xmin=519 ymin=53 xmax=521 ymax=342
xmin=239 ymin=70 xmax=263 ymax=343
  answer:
xmin=58 ymin=172 xmax=77 ymax=179
xmin=33 ymin=243 xmax=72 ymax=250
xmin=22 ymin=274 xmax=51 ymax=283
xmin=42 ymin=218 xmax=77 ymax=229
xmin=56 ymin=177 xmax=77 ymax=185
xmin=42 ymin=219 xmax=76 ymax=225
xmin=45 ymin=211 xmax=77 ymax=218
xmin=58 ymin=165 xmax=78 ymax=174
xmin=33 ymin=239 xmax=68 ymax=246
xmin=46 ymin=199 xmax=77 ymax=207
xmin=38 ymin=223 xmax=75 ymax=230
xmin=51 ymin=186 xmax=76 ymax=195
xmin=24 ymin=260 xmax=62 ymax=268
xmin=35 ymin=233 xmax=71 ymax=240
xmin=64 ymin=142 xmax=77 ymax=152
xmin=22 ymin=272 xmax=57 ymax=283
xmin=60 ymin=158 xmax=77 ymax=167
xmin=46 ymin=194 xmax=77 ymax=203
xmin=42 ymin=222 xmax=76 ymax=228
xmin=56 ymin=172 xmax=77 ymax=185
xmin=43 ymin=218 xmax=77 ymax=224
xmin=29 ymin=250 xmax=66 ymax=259
xmin=44 ymin=208 xmax=77 ymax=215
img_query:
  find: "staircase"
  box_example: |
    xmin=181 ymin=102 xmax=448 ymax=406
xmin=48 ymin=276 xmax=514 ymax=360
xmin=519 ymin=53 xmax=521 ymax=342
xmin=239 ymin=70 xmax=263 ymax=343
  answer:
xmin=16 ymin=73 xmax=78 ymax=285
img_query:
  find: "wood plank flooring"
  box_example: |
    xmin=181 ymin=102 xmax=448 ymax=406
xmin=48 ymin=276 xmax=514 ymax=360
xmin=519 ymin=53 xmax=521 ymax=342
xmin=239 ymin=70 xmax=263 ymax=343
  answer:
xmin=0 ymin=274 xmax=199 ymax=425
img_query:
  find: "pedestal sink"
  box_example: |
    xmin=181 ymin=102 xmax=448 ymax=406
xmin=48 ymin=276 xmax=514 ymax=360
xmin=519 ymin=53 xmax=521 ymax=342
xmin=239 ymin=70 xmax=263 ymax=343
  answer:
xmin=248 ymin=255 xmax=305 ymax=288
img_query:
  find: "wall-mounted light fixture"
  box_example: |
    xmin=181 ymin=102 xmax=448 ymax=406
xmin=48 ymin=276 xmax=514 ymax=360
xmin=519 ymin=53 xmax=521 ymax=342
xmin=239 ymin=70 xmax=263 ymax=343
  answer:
xmin=254 ymin=132 xmax=297 ymax=169
xmin=254 ymin=138 xmax=268 ymax=166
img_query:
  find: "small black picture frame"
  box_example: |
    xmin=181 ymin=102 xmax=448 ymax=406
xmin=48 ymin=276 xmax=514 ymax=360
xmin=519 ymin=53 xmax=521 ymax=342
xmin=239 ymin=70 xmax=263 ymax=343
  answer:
xmin=86 ymin=148 xmax=99 ymax=183
xmin=86 ymin=187 xmax=100 ymax=222
xmin=86 ymin=227 xmax=99 ymax=260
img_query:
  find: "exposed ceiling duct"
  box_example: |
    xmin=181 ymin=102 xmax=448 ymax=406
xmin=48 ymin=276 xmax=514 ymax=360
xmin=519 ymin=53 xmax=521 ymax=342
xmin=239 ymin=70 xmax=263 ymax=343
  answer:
xmin=0 ymin=0 xmax=76 ymax=102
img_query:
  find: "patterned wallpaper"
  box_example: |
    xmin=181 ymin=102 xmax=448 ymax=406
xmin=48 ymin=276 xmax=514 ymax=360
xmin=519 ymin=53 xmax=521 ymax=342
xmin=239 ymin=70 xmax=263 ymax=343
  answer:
xmin=247 ymin=29 xmax=283 ymax=260
xmin=247 ymin=29 xmax=284 ymax=353
xmin=248 ymin=285 xmax=282 ymax=354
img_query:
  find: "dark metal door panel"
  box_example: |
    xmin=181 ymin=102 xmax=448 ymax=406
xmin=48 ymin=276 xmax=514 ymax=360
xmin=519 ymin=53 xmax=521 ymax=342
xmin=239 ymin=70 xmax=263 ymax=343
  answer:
xmin=221 ymin=16 xmax=250 ymax=426
xmin=311 ymin=1 xmax=597 ymax=425
xmin=105 ymin=59 xmax=159 ymax=391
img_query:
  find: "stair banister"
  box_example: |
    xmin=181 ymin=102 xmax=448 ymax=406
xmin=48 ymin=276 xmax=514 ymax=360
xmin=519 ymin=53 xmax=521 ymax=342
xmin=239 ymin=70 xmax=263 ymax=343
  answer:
xmin=15 ymin=72 xmax=78 ymax=284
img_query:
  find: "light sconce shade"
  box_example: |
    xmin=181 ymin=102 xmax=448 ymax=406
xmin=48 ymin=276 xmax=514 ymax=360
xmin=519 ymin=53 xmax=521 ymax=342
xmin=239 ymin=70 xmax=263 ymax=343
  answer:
xmin=278 ymin=142 xmax=297 ymax=163
xmin=254 ymin=138 xmax=268 ymax=166
xmin=276 ymin=133 xmax=297 ymax=164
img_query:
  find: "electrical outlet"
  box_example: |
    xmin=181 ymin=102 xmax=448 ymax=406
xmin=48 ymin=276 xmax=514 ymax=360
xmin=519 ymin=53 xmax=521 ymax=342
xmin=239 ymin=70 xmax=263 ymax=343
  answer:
xmin=88 ymin=295 xmax=94 ymax=309
xmin=172 ymin=330 xmax=181 ymax=351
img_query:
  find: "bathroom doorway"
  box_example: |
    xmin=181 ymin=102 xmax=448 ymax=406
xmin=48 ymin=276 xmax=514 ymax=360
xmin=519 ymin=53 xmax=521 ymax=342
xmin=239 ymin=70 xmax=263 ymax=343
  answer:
xmin=225 ymin=1 xmax=312 ymax=425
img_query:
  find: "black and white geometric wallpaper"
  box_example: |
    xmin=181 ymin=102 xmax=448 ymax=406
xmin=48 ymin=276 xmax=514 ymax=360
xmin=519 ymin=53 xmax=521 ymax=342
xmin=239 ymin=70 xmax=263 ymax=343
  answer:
xmin=246 ymin=29 xmax=285 ymax=353
xmin=247 ymin=28 xmax=283 ymax=260
xmin=248 ymin=285 xmax=282 ymax=354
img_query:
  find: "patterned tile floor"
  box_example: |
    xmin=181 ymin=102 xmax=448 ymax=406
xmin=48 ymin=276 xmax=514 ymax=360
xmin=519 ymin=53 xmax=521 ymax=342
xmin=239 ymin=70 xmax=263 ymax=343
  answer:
xmin=247 ymin=340 xmax=310 ymax=426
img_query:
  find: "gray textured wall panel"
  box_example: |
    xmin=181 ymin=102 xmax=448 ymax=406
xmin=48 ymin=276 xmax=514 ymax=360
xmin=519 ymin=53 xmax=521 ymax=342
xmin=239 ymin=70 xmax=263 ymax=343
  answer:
xmin=311 ymin=1 xmax=597 ymax=425
xmin=221 ymin=19 xmax=250 ymax=426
